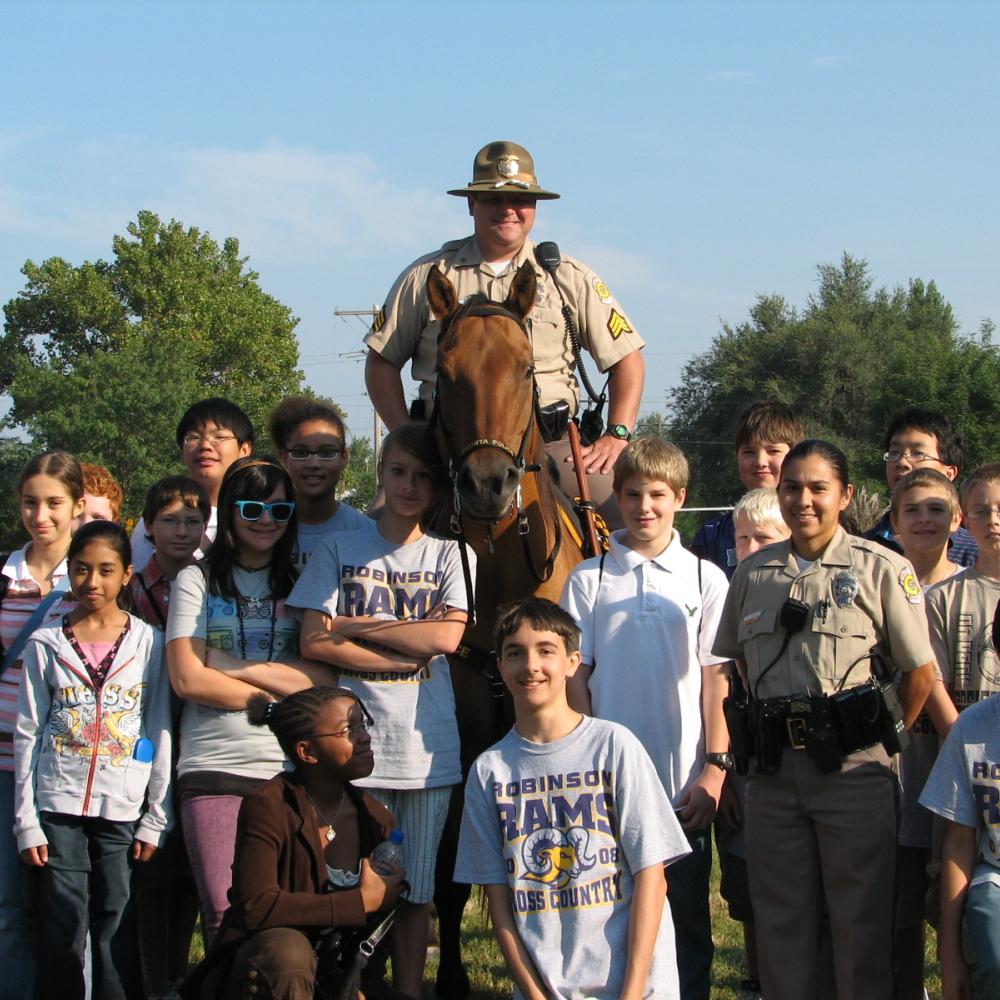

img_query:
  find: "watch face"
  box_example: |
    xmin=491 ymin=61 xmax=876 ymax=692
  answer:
xmin=609 ymin=424 xmax=630 ymax=440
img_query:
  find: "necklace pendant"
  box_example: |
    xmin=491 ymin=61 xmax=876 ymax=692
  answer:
xmin=325 ymin=826 xmax=336 ymax=843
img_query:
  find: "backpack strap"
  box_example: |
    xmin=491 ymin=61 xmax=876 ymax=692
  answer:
xmin=1 ymin=573 xmax=71 ymax=678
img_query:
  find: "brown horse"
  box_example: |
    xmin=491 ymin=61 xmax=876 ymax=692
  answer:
xmin=424 ymin=262 xmax=584 ymax=997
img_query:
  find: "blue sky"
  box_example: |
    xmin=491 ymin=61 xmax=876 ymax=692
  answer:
xmin=2 ymin=1 xmax=997 ymax=441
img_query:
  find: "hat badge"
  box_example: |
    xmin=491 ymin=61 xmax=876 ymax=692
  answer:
xmin=496 ymin=155 xmax=519 ymax=178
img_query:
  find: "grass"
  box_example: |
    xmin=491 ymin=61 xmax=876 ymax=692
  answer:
xmin=422 ymin=856 xmax=945 ymax=999
xmin=188 ymin=856 xmax=944 ymax=998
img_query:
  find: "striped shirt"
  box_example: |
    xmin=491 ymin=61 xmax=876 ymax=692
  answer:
xmin=0 ymin=546 xmax=76 ymax=772
xmin=128 ymin=558 xmax=171 ymax=630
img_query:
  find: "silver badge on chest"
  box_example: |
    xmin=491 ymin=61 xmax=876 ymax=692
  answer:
xmin=832 ymin=571 xmax=858 ymax=608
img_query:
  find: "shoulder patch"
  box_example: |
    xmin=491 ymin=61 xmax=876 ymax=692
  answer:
xmin=899 ymin=568 xmax=922 ymax=605
xmin=370 ymin=306 xmax=385 ymax=334
xmin=607 ymin=309 xmax=632 ymax=340
xmin=592 ymin=277 xmax=613 ymax=304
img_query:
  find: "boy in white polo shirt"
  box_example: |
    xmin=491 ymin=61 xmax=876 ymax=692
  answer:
xmin=560 ymin=437 xmax=729 ymax=1000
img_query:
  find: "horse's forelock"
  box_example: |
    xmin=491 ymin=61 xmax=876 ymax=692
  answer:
xmin=437 ymin=293 xmax=528 ymax=344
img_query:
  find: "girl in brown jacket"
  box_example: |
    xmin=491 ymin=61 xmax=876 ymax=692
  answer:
xmin=182 ymin=687 xmax=406 ymax=1000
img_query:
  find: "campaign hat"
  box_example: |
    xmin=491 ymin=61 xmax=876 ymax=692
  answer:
xmin=447 ymin=141 xmax=560 ymax=200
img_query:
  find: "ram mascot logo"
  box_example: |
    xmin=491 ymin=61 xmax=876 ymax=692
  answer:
xmin=520 ymin=826 xmax=597 ymax=889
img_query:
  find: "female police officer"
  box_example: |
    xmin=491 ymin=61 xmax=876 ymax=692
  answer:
xmin=713 ymin=440 xmax=934 ymax=1000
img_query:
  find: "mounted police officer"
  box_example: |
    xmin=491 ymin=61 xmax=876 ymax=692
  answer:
xmin=364 ymin=140 xmax=645 ymax=523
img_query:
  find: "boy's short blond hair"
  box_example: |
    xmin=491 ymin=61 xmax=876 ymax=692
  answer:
xmin=613 ymin=437 xmax=689 ymax=494
xmin=81 ymin=462 xmax=124 ymax=520
xmin=890 ymin=468 xmax=960 ymax=517
xmin=733 ymin=488 xmax=784 ymax=529
xmin=960 ymin=463 xmax=1000 ymax=510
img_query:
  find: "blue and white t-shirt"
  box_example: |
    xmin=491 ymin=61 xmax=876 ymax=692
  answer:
xmin=455 ymin=715 xmax=690 ymax=999
xmin=921 ymin=693 xmax=1000 ymax=890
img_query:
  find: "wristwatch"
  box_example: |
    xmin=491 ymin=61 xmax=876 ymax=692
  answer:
xmin=705 ymin=752 xmax=734 ymax=772
xmin=605 ymin=424 xmax=632 ymax=442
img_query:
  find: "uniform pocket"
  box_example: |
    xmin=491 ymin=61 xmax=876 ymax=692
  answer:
xmin=736 ymin=607 xmax=779 ymax=677
xmin=809 ymin=606 xmax=876 ymax=683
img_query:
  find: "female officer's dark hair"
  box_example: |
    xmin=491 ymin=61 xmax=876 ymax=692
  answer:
xmin=781 ymin=439 xmax=850 ymax=489
xmin=247 ymin=687 xmax=371 ymax=762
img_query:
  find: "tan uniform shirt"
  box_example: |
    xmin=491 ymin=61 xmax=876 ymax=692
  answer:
xmin=364 ymin=236 xmax=644 ymax=411
xmin=713 ymin=528 xmax=933 ymax=700
xmin=926 ymin=567 xmax=1000 ymax=710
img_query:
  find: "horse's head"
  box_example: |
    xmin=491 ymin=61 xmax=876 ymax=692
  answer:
xmin=428 ymin=261 xmax=540 ymax=522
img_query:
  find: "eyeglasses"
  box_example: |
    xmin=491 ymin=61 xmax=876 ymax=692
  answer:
xmin=183 ymin=431 xmax=238 ymax=447
xmin=883 ymin=449 xmax=941 ymax=464
xmin=967 ymin=505 xmax=1000 ymax=521
xmin=233 ymin=500 xmax=296 ymax=523
xmin=286 ymin=447 xmax=343 ymax=462
xmin=157 ymin=517 xmax=206 ymax=531
xmin=312 ymin=719 xmax=374 ymax=741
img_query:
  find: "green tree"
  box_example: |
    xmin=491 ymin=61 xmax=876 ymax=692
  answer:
xmin=1 ymin=211 xmax=303 ymax=515
xmin=0 ymin=438 xmax=36 ymax=552
xmin=339 ymin=435 xmax=378 ymax=512
xmin=667 ymin=254 xmax=1000 ymax=510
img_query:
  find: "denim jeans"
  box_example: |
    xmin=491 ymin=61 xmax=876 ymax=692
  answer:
xmin=966 ymin=881 xmax=1000 ymax=1000
xmin=665 ymin=822 xmax=713 ymax=1000
xmin=36 ymin=812 xmax=141 ymax=1000
xmin=0 ymin=770 xmax=37 ymax=1000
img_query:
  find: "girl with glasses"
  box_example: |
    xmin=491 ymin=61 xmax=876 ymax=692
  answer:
xmin=183 ymin=687 xmax=406 ymax=1000
xmin=269 ymin=395 xmax=372 ymax=572
xmin=166 ymin=456 xmax=339 ymax=947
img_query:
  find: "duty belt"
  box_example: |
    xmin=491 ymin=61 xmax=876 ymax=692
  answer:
xmin=749 ymin=682 xmax=896 ymax=775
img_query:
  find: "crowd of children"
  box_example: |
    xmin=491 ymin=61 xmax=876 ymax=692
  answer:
xmin=2 ymin=392 xmax=999 ymax=1000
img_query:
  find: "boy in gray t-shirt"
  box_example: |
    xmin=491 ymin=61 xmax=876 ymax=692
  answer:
xmin=455 ymin=599 xmax=690 ymax=1000
xmin=920 ymin=693 xmax=1000 ymax=1000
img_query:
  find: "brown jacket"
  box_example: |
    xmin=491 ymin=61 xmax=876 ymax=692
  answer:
xmin=182 ymin=771 xmax=394 ymax=998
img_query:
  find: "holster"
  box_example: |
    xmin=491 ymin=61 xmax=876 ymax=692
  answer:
xmin=723 ymin=693 xmax=753 ymax=776
xmin=538 ymin=400 xmax=571 ymax=443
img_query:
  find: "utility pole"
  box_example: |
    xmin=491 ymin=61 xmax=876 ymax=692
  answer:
xmin=334 ymin=306 xmax=382 ymax=451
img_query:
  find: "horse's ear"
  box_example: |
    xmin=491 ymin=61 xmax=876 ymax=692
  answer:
xmin=427 ymin=266 xmax=460 ymax=322
xmin=504 ymin=262 xmax=537 ymax=320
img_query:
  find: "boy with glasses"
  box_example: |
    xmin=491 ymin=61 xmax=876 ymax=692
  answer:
xmin=269 ymin=395 xmax=371 ymax=570
xmin=866 ymin=406 xmax=978 ymax=567
xmin=131 ymin=398 xmax=255 ymax=572
xmin=927 ymin=463 xmax=1000 ymax=711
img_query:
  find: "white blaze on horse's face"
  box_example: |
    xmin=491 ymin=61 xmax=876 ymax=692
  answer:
xmin=469 ymin=193 xmax=537 ymax=260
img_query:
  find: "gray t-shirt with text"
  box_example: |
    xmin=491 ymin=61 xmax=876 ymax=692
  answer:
xmin=455 ymin=715 xmax=690 ymax=1000
xmin=287 ymin=527 xmax=471 ymax=789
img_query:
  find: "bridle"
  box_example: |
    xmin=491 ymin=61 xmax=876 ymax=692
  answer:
xmin=427 ymin=295 xmax=562 ymax=585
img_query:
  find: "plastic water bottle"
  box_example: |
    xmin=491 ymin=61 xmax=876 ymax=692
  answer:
xmin=370 ymin=829 xmax=405 ymax=874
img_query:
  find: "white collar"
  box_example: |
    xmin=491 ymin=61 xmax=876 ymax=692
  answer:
xmin=609 ymin=528 xmax=687 ymax=573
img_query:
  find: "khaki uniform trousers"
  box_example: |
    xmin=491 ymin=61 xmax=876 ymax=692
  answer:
xmin=745 ymin=747 xmax=897 ymax=1000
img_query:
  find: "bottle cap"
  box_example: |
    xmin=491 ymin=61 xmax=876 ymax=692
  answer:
xmin=390 ymin=829 xmax=405 ymax=845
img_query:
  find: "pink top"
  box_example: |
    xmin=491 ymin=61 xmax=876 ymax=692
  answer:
xmin=77 ymin=642 xmax=115 ymax=671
